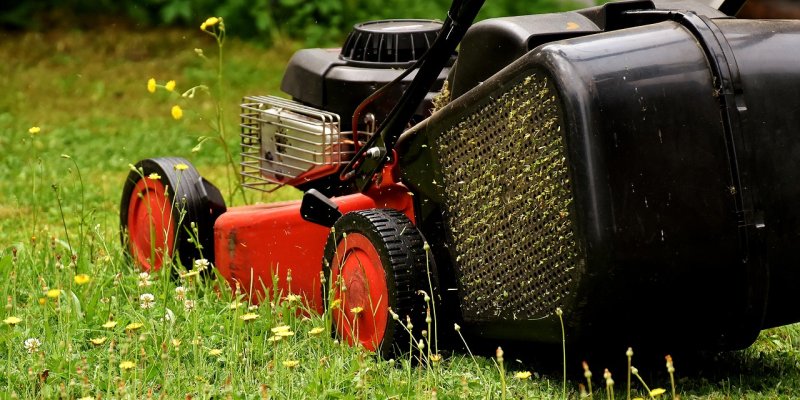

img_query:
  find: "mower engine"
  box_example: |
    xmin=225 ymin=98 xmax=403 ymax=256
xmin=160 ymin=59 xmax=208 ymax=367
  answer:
xmin=240 ymin=19 xmax=449 ymax=194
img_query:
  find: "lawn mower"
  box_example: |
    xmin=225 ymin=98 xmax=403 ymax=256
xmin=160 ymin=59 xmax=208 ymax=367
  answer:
xmin=121 ymin=0 xmax=800 ymax=356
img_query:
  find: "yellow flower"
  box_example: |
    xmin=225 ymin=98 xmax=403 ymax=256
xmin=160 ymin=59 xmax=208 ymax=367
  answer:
xmin=38 ymin=298 xmax=46 ymax=305
xmin=165 ymin=80 xmax=176 ymax=92
xmin=282 ymin=360 xmax=299 ymax=368
xmin=350 ymin=306 xmax=363 ymax=315
xmin=275 ymin=330 xmax=295 ymax=337
xmin=201 ymin=17 xmax=220 ymax=30
xmin=147 ymin=173 xmax=161 ymax=180
xmin=271 ymin=325 xmax=291 ymax=334
xmin=73 ymin=274 xmax=91 ymax=285
xmin=239 ymin=313 xmax=259 ymax=322
xmin=330 ymin=299 xmax=342 ymax=309
xmin=174 ymin=163 xmax=189 ymax=171
xmin=3 ymin=316 xmax=22 ymax=326
xmin=171 ymin=105 xmax=183 ymax=120
xmin=89 ymin=337 xmax=107 ymax=346
xmin=102 ymin=321 xmax=118 ymax=329
xmin=430 ymin=354 xmax=442 ymax=363
xmin=119 ymin=360 xmax=136 ymax=370
xmin=78 ymin=396 xmax=95 ymax=400
xmin=266 ymin=335 xmax=282 ymax=343
xmin=514 ymin=371 xmax=532 ymax=380
xmin=45 ymin=289 xmax=62 ymax=299
xmin=208 ymin=348 xmax=223 ymax=356
xmin=147 ymin=78 xmax=156 ymax=93
xmin=650 ymin=388 xmax=667 ymax=397
xmin=309 ymin=327 xmax=325 ymax=336
xmin=125 ymin=322 xmax=144 ymax=331
xmin=28 ymin=126 xmax=41 ymax=135
xmin=171 ymin=339 xmax=182 ymax=347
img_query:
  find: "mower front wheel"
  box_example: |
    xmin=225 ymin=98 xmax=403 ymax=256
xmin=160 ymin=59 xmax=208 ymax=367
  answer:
xmin=120 ymin=157 xmax=224 ymax=273
xmin=322 ymin=209 xmax=427 ymax=358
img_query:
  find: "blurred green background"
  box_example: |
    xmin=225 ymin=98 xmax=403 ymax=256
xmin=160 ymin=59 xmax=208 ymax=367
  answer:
xmin=0 ymin=0 xmax=587 ymax=46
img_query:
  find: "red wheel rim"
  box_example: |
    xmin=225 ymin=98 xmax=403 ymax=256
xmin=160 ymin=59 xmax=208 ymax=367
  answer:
xmin=126 ymin=177 xmax=175 ymax=272
xmin=330 ymin=233 xmax=390 ymax=351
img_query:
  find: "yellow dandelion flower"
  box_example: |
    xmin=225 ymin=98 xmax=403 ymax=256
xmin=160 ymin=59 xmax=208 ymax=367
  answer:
xmin=650 ymin=388 xmax=667 ymax=397
xmin=430 ymin=354 xmax=442 ymax=363
xmin=3 ymin=316 xmax=22 ymax=326
xmin=271 ymin=325 xmax=291 ymax=333
xmin=89 ymin=336 xmax=107 ymax=346
xmin=350 ymin=306 xmax=364 ymax=315
xmin=119 ymin=360 xmax=136 ymax=370
xmin=171 ymin=105 xmax=183 ymax=120
xmin=171 ymin=339 xmax=182 ymax=347
xmin=201 ymin=17 xmax=220 ymax=31
xmin=147 ymin=172 xmax=161 ymax=180
xmin=165 ymin=80 xmax=176 ymax=92
xmin=514 ymin=371 xmax=532 ymax=380
xmin=239 ymin=313 xmax=259 ymax=322
xmin=174 ymin=163 xmax=189 ymax=171
xmin=73 ymin=274 xmax=91 ymax=285
xmin=275 ymin=330 xmax=294 ymax=337
xmin=282 ymin=360 xmax=299 ymax=368
xmin=309 ymin=327 xmax=325 ymax=336
xmin=208 ymin=348 xmax=223 ymax=356
xmin=38 ymin=298 xmax=46 ymax=305
xmin=267 ymin=335 xmax=282 ymax=343
xmin=125 ymin=322 xmax=144 ymax=331
xmin=102 ymin=321 xmax=117 ymax=329
xmin=147 ymin=78 xmax=156 ymax=93
xmin=45 ymin=289 xmax=61 ymax=299
xmin=28 ymin=126 xmax=41 ymax=135
xmin=330 ymin=299 xmax=342 ymax=309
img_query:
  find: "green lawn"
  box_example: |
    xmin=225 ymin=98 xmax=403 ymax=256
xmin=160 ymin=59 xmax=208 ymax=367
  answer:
xmin=1 ymin=25 xmax=799 ymax=399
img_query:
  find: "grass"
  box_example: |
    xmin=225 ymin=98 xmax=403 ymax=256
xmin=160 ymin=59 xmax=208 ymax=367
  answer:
xmin=1 ymin=23 xmax=800 ymax=399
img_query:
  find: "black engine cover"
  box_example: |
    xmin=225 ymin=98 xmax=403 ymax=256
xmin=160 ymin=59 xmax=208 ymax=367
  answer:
xmin=281 ymin=20 xmax=450 ymax=130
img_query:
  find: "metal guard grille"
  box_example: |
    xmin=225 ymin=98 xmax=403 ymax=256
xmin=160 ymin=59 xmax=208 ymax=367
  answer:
xmin=240 ymin=96 xmax=345 ymax=191
xmin=436 ymin=73 xmax=581 ymax=321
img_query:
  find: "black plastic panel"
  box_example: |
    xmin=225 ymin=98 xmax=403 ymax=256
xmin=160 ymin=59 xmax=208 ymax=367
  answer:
xmin=399 ymin=14 xmax=800 ymax=351
xmin=280 ymin=48 xmax=449 ymax=130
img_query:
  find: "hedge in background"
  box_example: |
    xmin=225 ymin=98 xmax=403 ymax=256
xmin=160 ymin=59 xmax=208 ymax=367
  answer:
xmin=1 ymin=0 xmax=585 ymax=46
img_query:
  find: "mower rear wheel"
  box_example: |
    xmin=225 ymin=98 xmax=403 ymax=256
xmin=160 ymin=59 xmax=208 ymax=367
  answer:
xmin=120 ymin=157 xmax=220 ymax=273
xmin=322 ymin=209 xmax=427 ymax=358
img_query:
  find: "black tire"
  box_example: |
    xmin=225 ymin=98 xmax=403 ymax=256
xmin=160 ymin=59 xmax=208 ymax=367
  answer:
xmin=120 ymin=157 xmax=222 ymax=273
xmin=322 ymin=209 xmax=429 ymax=358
